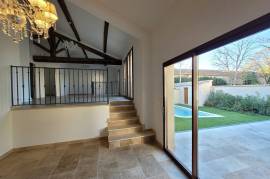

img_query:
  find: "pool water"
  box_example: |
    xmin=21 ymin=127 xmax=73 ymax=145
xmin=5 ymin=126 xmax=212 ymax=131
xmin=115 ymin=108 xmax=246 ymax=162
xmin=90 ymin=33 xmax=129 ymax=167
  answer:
xmin=174 ymin=106 xmax=223 ymax=118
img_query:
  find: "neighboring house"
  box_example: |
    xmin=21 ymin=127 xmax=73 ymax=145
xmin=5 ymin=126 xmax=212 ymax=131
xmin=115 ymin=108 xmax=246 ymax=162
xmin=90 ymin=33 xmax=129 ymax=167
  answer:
xmin=174 ymin=69 xmax=265 ymax=85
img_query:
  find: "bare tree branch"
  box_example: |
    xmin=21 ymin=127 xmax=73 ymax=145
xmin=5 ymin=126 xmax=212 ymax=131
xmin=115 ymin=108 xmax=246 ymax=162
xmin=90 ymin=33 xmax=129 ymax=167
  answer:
xmin=212 ymin=39 xmax=257 ymax=84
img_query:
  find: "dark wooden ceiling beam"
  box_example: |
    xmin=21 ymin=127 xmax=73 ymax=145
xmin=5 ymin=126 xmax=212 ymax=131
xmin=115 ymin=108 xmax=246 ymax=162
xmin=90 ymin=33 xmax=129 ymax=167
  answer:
xmin=56 ymin=48 xmax=66 ymax=54
xmin=57 ymin=0 xmax=88 ymax=58
xmin=48 ymin=28 xmax=56 ymax=57
xmin=33 ymin=56 xmax=122 ymax=65
xmin=54 ymin=32 xmax=121 ymax=61
xmin=103 ymin=21 xmax=109 ymax=53
xmin=55 ymin=38 xmax=61 ymax=49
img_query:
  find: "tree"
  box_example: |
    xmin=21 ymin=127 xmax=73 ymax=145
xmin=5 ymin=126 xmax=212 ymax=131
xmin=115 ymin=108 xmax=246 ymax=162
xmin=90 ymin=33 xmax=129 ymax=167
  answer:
xmin=212 ymin=39 xmax=256 ymax=85
xmin=242 ymin=72 xmax=259 ymax=85
xmin=247 ymin=48 xmax=270 ymax=84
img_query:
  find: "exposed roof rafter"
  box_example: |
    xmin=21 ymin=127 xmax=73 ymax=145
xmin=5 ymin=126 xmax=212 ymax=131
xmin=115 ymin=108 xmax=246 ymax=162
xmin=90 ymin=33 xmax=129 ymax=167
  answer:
xmin=103 ymin=21 xmax=109 ymax=53
xmin=54 ymin=32 xmax=121 ymax=62
xmin=33 ymin=56 xmax=122 ymax=65
xmin=57 ymin=0 xmax=88 ymax=58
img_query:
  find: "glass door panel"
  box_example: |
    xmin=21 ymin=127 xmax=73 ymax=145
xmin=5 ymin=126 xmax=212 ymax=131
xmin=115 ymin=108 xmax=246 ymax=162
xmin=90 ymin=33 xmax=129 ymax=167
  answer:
xmin=164 ymin=58 xmax=193 ymax=172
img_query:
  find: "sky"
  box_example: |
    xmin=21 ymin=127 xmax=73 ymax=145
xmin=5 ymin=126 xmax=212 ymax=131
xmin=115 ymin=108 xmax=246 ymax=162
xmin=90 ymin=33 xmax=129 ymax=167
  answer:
xmin=174 ymin=28 xmax=270 ymax=70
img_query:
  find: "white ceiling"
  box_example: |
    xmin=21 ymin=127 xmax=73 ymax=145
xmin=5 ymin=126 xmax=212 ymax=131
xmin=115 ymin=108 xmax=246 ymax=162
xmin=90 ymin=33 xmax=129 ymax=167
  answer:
xmin=50 ymin=0 xmax=134 ymax=59
xmin=97 ymin=0 xmax=176 ymax=31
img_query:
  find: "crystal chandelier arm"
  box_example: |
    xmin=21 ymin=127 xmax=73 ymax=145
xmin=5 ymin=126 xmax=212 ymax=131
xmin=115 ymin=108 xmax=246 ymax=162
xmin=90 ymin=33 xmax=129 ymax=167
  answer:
xmin=0 ymin=0 xmax=58 ymax=43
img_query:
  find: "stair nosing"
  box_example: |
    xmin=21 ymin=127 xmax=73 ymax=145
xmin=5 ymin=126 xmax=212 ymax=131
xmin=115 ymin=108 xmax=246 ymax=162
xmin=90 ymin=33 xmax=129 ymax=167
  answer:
xmin=108 ymin=124 xmax=142 ymax=131
xmin=108 ymin=131 xmax=155 ymax=142
xmin=108 ymin=118 xmax=138 ymax=122
xmin=110 ymin=110 xmax=136 ymax=114
xmin=110 ymin=104 xmax=134 ymax=107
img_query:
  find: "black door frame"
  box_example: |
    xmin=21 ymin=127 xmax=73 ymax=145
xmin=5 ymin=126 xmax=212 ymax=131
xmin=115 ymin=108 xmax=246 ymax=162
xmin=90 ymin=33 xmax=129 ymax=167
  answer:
xmin=162 ymin=13 xmax=270 ymax=179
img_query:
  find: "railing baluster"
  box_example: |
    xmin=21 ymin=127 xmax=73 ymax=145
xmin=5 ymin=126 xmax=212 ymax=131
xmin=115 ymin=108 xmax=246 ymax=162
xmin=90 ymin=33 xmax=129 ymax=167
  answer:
xmin=106 ymin=68 xmax=109 ymax=104
xmin=99 ymin=71 xmax=101 ymax=102
xmin=95 ymin=70 xmax=96 ymax=103
xmin=78 ymin=69 xmax=79 ymax=103
xmin=16 ymin=67 xmax=19 ymax=105
xmin=73 ymin=69 xmax=75 ymax=103
xmin=68 ymin=69 xmax=71 ymax=103
xmin=63 ymin=69 xmax=66 ymax=103
xmin=87 ymin=70 xmax=89 ymax=103
xmin=103 ymin=70 xmax=105 ymax=101
xmin=28 ymin=67 xmax=30 ymax=104
xmin=49 ymin=68 xmax=51 ymax=104
xmin=82 ymin=70 xmax=84 ymax=103
xmin=90 ymin=70 xmax=92 ymax=103
xmin=39 ymin=68 xmax=41 ymax=104
xmin=54 ymin=70 xmax=57 ymax=105
xmin=44 ymin=69 xmax=46 ymax=105
xmin=30 ymin=66 xmax=35 ymax=104
xmin=59 ymin=68 xmax=61 ymax=104
xmin=22 ymin=67 xmax=25 ymax=105
xmin=10 ymin=66 xmax=14 ymax=106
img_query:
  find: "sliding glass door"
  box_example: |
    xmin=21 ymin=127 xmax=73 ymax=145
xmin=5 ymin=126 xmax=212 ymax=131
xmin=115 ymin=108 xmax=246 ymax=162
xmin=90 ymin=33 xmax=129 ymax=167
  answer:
xmin=164 ymin=58 xmax=194 ymax=175
xmin=163 ymin=16 xmax=270 ymax=179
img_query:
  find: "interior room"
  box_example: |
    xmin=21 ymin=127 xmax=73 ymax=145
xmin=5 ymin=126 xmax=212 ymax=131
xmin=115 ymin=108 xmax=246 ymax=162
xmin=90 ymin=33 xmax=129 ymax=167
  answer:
xmin=0 ymin=0 xmax=269 ymax=179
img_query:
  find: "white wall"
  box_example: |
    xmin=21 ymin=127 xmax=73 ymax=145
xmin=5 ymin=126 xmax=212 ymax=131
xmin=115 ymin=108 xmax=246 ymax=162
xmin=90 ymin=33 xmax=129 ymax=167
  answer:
xmin=12 ymin=105 xmax=109 ymax=148
xmin=150 ymin=0 xmax=270 ymax=144
xmin=174 ymin=81 xmax=213 ymax=106
xmin=214 ymin=85 xmax=270 ymax=98
xmin=0 ymin=33 xmax=30 ymax=156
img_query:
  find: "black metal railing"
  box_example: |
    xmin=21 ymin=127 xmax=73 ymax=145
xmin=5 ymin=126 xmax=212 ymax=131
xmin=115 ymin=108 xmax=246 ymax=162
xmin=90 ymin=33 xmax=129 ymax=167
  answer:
xmin=10 ymin=66 xmax=120 ymax=106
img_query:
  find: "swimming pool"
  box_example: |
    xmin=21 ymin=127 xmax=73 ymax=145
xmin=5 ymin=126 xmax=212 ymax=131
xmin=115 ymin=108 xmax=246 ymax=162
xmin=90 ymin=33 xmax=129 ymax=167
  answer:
xmin=174 ymin=106 xmax=223 ymax=118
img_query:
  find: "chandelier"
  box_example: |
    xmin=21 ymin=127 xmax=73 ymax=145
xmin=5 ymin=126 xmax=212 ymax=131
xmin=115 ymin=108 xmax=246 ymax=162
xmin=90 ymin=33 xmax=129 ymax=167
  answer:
xmin=0 ymin=0 xmax=58 ymax=43
xmin=63 ymin=40 xmax=78 ymax=51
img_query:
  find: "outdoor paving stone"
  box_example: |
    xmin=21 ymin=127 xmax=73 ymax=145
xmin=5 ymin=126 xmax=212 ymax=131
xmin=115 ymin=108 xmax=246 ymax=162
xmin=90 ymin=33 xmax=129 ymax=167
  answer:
xmin=234 ymin=152 xmax=268 ymax=167
xmin=203 ymin=156 xmax=249 ymax=176
xmin=224 ymin=165 xmax=270 ymax=179
xmin=199 ymin=164 xmax=225 ymax=179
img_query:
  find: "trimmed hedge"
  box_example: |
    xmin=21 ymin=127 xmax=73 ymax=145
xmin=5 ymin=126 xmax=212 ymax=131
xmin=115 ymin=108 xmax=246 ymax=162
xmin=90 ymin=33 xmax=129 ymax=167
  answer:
xmin=212 ymin=78 xmax=227 ymax=86
xmin=205 ymin=91 xmax=270 ymax=116
xmin=175 ymin=77 xmax=227 ymax=86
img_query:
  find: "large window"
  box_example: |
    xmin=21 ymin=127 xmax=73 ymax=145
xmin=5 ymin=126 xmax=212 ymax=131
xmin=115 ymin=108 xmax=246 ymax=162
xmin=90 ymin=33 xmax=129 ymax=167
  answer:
xmin=122 ymin=47 xmax=134 ymax=99
xmin=163 ymin=14 xmax=270 ymax=179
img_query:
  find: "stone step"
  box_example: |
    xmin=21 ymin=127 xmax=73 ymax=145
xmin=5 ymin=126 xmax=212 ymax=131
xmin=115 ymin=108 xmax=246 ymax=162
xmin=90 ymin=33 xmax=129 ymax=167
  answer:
xmin=108 ymin=116 xmax=139 ymax=121
xmin=108 ymin=117 xmax=139 ymax=127
xmin=110 ymin=104 xmax=135 ymax=112
xmin=110 ymin=110 xmax=137 ymax=118
xmin=108 ymin=124 xmax=142 ymax=136
xmin=110 ymin=100 xmax=133 ymax=106
xmin=108 ymin=130 xmax=155 ymax=149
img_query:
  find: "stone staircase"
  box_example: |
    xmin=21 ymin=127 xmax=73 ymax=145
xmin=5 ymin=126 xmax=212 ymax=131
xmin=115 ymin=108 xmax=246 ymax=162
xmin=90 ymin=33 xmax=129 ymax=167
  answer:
xmin=107 ymin=100 xmax=155 ymax=149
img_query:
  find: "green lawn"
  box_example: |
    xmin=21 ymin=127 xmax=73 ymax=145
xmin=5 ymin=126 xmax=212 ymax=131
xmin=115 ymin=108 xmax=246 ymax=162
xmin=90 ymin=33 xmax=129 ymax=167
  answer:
xmin=175 ymin=105 xmax=270 ymax=132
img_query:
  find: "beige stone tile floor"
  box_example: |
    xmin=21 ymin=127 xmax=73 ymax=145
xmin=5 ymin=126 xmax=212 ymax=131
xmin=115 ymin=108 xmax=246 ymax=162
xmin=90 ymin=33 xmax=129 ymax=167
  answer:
xmin=0 ymin=141 xmax=188 ymax=179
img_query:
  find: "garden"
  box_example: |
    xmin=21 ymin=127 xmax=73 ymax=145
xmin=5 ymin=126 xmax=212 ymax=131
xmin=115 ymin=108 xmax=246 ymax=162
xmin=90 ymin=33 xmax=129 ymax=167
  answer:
xmin=175 ymin=91 xmax=270 ymax=132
